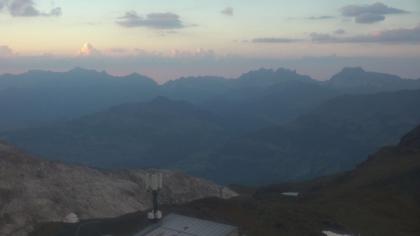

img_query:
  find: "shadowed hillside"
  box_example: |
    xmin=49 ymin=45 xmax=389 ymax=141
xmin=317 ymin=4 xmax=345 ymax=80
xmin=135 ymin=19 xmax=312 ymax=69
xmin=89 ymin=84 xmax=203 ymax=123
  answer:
xmin=30 ymin=124 xmax=420 ymax=236
xmin=201 ymin=89 xmax=420 ymax=184
xmin=2 ymin=97 xmax=231 ymax=168
xmin=0 ymin=68 xmax=158 ymax=131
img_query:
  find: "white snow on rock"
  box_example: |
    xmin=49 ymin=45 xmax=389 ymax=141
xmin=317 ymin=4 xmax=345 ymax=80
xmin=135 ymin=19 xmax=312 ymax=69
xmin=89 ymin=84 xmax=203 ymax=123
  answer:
xmin=322 ymin=230 xmax=352 ymax=236
xmin=281 ymin=192 xmax=299 ymax=197
xmin=63 ymin=213 xmax=79 ymax=223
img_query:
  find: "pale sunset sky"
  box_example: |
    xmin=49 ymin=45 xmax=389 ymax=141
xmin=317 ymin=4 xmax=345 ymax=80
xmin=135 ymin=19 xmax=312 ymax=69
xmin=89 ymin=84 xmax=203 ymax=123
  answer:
xmin=0 ymin=0 xmax=419 ymax=82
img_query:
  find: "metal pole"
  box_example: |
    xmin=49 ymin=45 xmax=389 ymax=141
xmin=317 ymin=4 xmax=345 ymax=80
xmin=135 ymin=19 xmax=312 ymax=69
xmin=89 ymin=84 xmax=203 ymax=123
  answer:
xmin=152 ymin=190 xmax=159 ymax=214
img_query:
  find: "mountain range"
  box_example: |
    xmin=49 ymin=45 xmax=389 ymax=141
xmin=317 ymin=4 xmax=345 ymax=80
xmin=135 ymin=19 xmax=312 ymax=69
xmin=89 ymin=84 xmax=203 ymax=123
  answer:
xmin=201 ymin=89 xmax=420 ymax=184
xmin=0 ymin=68 xmax=158 ymax=131
xmin=3 ymin=97 xmax=230 ymax=168
xmin=2 ymin=67 xmax=420 ymax=185
xmin=2 ymin=66 xmax=420 ymax=132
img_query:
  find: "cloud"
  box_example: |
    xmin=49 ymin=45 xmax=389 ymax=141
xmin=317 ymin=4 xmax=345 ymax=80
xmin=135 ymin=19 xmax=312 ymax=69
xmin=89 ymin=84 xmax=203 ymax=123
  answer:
xmin=0 ymin=45 xmax=14 ymax=57
xmin=221 ymin=7 xmax=234 ymax=16
xmin=169 ymin=48 xmax=215 ymax=59
xmin=334 ymin=29 xmax=346 ymax=35
xmin=354 ymin=13 xmax=386 ymax=24
xmin=0 ymin=0 xmax=61 ymax=17
xmin=341 ymin=2 xmax=408 ymax=24
xmin=311 ymin=24 xmax=420 ymax=44
xmin=341 ymin=2 xmax=408 ymax=16
xmin=252 ymin=38 xmax=302 ymax=43
xmin=107 ymin=48 xmax=128 ymax=54
xmin=305 ymin=15 xmax=335 ymax=20
xmin=310 ymin=33 xmax=337 ymax=42
xmin=79 ymin=43 xmax=101 ymax=57
xmin=116 ymin=11 xmax=185 ymax=29
xmin=249 ymin=25 xmax=420 ymax=45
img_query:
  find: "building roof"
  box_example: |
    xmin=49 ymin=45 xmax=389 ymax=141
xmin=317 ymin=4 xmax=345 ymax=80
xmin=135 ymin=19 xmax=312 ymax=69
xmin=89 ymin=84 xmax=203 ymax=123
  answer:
xmin=136 ymin=213 xmax=237 ymax=236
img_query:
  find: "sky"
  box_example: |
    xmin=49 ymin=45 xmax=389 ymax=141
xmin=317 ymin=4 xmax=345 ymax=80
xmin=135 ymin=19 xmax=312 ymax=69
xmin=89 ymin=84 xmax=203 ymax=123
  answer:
xmin=0 ymin=0 xmax=419 ymax=82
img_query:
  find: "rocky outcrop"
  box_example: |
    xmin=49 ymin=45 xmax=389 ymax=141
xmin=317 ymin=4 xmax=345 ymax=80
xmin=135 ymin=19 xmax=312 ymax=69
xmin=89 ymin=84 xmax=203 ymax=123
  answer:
xmin=0 ymin=142 xmax=237 ymax=236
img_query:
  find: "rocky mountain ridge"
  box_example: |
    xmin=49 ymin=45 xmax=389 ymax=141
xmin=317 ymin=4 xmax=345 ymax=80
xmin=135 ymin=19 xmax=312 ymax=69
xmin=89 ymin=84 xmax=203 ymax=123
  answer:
xmin=0 ymin=141 xmax=236 ymax=236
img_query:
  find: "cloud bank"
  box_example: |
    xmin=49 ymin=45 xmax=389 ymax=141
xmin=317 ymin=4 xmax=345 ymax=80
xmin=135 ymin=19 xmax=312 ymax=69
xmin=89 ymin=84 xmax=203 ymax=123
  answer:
xmin=341 ymin=2 xmax=408 ymax=24
xmin=334 ymin=29 xmax=346 ymax=35
xmin=221 ymin=7 xmax=234 ymax=16
xmin=305 ymin=15 xmax=335 ymax=20
xmin=251 ymin=25 xmax=420 ymax=44
xmin=252 ymin=38 xmax=302 ymax=43
xmin=116 ymin=11 xmax=185 ymax=29
xmin=0 ymin=45 xmax=14 ymax=57
xmin=311 ymin=24 xmax=420 ymax=44
xmin=0 ymin=0 xmax=61 ymax=17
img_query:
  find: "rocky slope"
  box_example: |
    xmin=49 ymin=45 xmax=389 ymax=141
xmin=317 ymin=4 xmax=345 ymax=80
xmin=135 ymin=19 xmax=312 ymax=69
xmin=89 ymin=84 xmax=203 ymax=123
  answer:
xmin=30 ymin=125 xmax=420 ymax=236
xmin=170 ymin=124 xmax=420 ymax=236
xmin=0 ymin=141 xmax=236 ymax=236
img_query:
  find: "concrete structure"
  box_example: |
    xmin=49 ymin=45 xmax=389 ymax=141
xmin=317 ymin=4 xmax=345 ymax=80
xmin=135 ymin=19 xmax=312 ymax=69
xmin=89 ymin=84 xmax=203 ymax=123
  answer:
xmin=135 ymin=213 xmax=238 ymax=236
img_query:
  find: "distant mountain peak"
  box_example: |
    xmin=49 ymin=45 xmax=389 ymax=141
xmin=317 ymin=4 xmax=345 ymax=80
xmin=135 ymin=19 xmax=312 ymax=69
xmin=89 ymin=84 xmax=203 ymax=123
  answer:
xmin=327 ymin=67 xmax=409 ymax=93
xmin=241 ymin=67 xmax=298 ymax=77
xmin=238 ymin=67 xmax=313 ymax=84
xmin=69 ymin=67 xmax=102 ymax=74
xmin=122 ymin=72 xmax=154 ymax=81
xmin=26 ymin=69 xmax=52 ymax=74
xmin=253 ymin=67 xmax=274 ymax=73
xmin=126 ymin=72 xmax=142 ymax=77
xmin=331 ymin=67 xmax=403 ymax=81
xmin=275 ymin=67 xmax=298 ymax=74
xmin=339 ymin=67 xmax=365 ymax=75
xmin=330 ymin=67 xmax=367 ymax=80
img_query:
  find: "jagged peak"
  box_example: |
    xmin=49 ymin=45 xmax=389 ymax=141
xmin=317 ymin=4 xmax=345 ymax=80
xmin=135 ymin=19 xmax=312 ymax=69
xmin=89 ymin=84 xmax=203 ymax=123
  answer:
xmin=340 ymin=67 xmax=365 ymax=74
xmin=329 ymin=67 xmax=403 ymax=83
xmin=330 ymin=67 xmax=366 ymax=79
xmin=275 ymin=67 xmax=298 ymax=74
xmin=68 ymin=67 xmax=102 ymax=74
xmin=239 ymin=67 xmax=310 ymax=81
xmin=125 ymin=72 xmax=142 ymax=77
xmin=121 ymin=72 xmax=155 ymax=81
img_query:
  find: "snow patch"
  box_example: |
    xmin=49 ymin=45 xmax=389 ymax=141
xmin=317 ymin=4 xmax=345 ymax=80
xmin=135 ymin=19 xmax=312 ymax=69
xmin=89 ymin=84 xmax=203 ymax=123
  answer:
xmin=281 ymin=192 xmax=299 ymax=197
xmin=63 ymin=213 xmax=79 ymax=223
xmin=322 ymin=230 xmax=352 ymax=236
